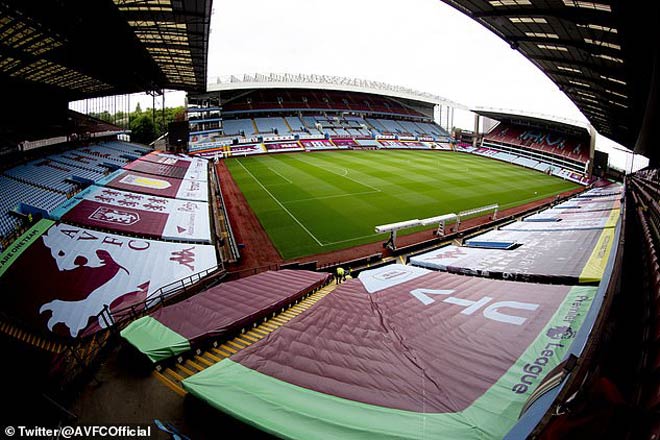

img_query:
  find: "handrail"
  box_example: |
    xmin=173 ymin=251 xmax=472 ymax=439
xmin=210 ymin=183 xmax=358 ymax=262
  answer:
xmin=96 ymin=264 xmax=226 ymax=328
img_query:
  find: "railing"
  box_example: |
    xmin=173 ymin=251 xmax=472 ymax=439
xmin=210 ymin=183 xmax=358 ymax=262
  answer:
xmin=225 ymin=263 xmax=281 ymax=281
xmin=20 ymin=136 xmax=68 ymax=152
xmin=212 ymin=166 xmax=241 ymax=262
xmin=97 ymin=264 xmax=226 ymax=328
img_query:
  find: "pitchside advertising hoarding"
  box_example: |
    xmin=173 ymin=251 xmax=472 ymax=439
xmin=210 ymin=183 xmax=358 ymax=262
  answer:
xmin=50 ymin=186 xmax=211 ymax=243
xmin=0 ymin=220 xmax=217 ymax=338
xmin=299 ymin=140 xmax=336 ymax=149
xmin=264 ymin=142 xmax=304 ymax=152
xmin=182 ymin=265 xmax=597 ymax=439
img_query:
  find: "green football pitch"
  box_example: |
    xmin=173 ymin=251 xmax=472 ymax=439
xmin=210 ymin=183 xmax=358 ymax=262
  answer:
xmin=226 ymin=150 xmax=580 ymax=259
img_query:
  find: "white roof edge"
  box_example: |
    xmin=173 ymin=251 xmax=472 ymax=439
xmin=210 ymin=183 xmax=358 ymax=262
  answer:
xmin=472 ymin=105 xmax=592 ymax=132
xmin=206 ymin=73 xmax=468 ymax=109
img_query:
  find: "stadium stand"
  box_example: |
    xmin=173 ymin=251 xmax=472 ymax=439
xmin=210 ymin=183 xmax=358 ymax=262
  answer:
xmin=4 ymin=161 xmax=79 ymax=195
xmin=187 ymin=84 xmax=451 ymax=154
xmin=121 ymin=270 xmax=330 ymax=363
xmin=0 ymin=139 xmax=154 ymax=251
xmin=253 ymin=117 xmax=290 ymax=135
xmin=474 ymin=118 xmax=591 ymax=184
xmin=182 ymin=265 xmax=598 ymax=439
xmin=486 ymin=122 xmax=589 ymax=164
xmin=0 ymin=176 xmax=67 ymax=238
xmin=0 ymin=220 xmax=218 ymax=338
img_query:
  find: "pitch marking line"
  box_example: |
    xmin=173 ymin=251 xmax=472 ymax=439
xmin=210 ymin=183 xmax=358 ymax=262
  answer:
xmin=268 ymin=167 xmax=292 ymax=184
xmin=321 ymin=233 xmax=381 ymax=246
xmin=237 ymin=159 xmax=325 ymax=247
xmin=286 ymin=190 xmax=379 ymax=204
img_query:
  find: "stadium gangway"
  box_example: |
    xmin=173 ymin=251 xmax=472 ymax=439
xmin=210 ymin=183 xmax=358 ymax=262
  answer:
xmin=457 ymin=204 xmax=499 ymax=229
xmin=419 ymin=213 xmax=457 ymax=237
xmin=374 ymin=219 xmax=422 ymax=250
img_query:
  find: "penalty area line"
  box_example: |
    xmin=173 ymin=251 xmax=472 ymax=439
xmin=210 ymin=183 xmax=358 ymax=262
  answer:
xmin=268 ymin=167 xmax=292 ymax=184
xmin=236 ymin=159 xmax=325 ymax=247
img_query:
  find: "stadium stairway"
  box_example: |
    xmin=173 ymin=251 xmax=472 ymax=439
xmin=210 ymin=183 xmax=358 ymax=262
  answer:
xmin=0 ymin=317 xmax=66 ymax=354
xmin=283 ymin=117 xmax=294 ymax=133
xmin=153 ymin=280 xmax=343 ymax=396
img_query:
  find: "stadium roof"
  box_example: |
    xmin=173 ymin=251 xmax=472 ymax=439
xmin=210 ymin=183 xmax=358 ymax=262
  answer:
xmin=439 ymin=0 xmax=660 ymax=161
xmin=473 ymin=106 xmax=591 ymax=138
xmin=206 ymin=73 xmax=467 ymax=109
xmin=0 ymin=0 xmax=211 ymax=100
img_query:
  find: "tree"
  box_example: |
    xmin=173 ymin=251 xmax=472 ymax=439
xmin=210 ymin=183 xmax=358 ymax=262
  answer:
xmin=129 ymin=113 xmax=156 ymax=144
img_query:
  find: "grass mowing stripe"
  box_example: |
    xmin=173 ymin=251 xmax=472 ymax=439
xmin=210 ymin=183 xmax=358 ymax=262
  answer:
xmin=287 ymin=154 xmax=382 ymax=193
xmin=236 ymin=159 xmax=325 ymax=247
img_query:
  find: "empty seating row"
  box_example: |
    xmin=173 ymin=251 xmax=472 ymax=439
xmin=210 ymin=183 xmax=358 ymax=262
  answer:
xmin=0 ymin=140 xmax=151 ymax=246
xmin=102 ymin=140 xmax=150 ymax=156
xmin=77 ymin=145 xmax=133 ymax=165
xmin=254 ymin=117 xmax=291 ymax=135
xmin=627 ymin=171 xmax=660 ymax=437
xmin=3 ymin=161 xmax=78 ymax=194
xmin=0 ymin=176 xmax=67 ymax=237
xmin=48 ymin=151 xmax=112 ymax=177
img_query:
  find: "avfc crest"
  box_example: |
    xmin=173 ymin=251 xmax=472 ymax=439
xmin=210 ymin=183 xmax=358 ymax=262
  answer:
xmin=90 ymin=207 xmax=140 ymax=225
xmin=546 ymin=325 xmax=576 ymax=340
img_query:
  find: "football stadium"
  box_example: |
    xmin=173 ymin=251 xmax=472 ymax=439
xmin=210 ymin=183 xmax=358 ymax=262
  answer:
xmin=0 ymin=0 xmax=658 ymax=439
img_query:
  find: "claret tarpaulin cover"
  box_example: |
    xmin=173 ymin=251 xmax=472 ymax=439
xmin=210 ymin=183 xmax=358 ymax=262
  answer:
xmin=0 ymin=220 xmax=217 ymax=338
xmin=51 ymin=185 xmax=212 ymax=243
xmin=139 ymin=152 xmax=209 ymax=180
xmin=182 ymin=264 xmax=597 ymax=439
xmin=121 ymin=270 xmax=331 ymax=363
xmin=98 ymin=169 xmax=208 ymax=201
xmin=123 ymin=155 xmax=208 ymax=183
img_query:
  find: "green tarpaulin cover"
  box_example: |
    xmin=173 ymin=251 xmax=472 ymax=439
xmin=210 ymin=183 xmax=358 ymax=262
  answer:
xmin=121 ymin=316 xmax=190 ymax=363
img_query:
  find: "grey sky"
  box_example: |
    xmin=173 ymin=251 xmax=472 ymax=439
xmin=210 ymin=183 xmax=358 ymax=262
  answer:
xmin=90 ymin=0 xmax=648 ymax=170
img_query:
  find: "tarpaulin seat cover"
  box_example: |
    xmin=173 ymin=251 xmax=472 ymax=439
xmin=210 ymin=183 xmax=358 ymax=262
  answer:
xmin=575 ymin=184 xmax=623 ymax=198
xmin=123 ymin=157 xmax=208 ymax=183
xmin=501 ymin=209 xmax=620 ymax=232
xmin=121 ymin=270 xmax=331 ymax=363
xmin=410 ymin=228 xmax=614 ymax=284
xmin=551 ymin=197 xmax=621 ymax=213
xmin=96 ymin=169 xmax=208 ymax=202
xmin=139 ymin=152 xmax=209 ymax=182
xmin=50 ymin=185 xmax=212 ymax=243
xmin=524 ymin=208 xmax=619 ymax=223
xmin=182 ymin=264 xmax=597 ymax=439
xmin=0 ymin=220 xmax=218 ymax=338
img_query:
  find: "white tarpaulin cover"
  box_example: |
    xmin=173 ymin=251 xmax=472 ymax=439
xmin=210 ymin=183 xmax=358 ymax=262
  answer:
xmin=0 ymin=221 xmax=218 ymax=338
xmin=53 ymin=186 xmax=211 ymax=243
